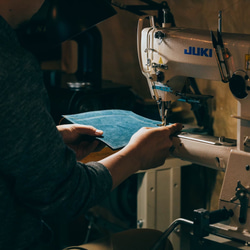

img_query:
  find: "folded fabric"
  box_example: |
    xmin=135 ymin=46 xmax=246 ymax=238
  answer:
xmin=63 ymin=109 xmax=161 ymax=150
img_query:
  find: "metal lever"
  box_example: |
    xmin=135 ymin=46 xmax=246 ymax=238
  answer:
xmin=211 ymin=30 xmax=231 ymax=83
xmin=230 ymin=181 xmax=250 ymax=224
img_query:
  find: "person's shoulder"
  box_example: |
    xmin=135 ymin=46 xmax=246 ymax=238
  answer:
xmin=0 ymin=41 xmax=39 ymax=72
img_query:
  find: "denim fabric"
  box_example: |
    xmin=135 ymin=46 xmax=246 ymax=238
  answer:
xmin=63 ymin=109 xmax=160 ymax=150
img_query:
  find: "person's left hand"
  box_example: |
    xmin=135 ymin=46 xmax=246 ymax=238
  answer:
xmin=57 ymin=124 xmax=104 ymax=160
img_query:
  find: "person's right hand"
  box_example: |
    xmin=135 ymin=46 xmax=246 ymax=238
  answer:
xmin=125 ymin=123 xmax=183 ymax=171
xmin=99 ymin=123 xmax=182 ymax=190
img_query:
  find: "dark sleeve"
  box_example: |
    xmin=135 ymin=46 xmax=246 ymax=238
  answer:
xmin=0 ymin=49 xmax=112 ymax=219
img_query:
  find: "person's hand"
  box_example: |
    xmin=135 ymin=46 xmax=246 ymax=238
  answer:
xmin=57 ymin=124 xmax=104 ymax=160
xmin=99 ymin=123 xmax=182 ymax=189
xmin=125 ymin=123 xmax=183 ymax=171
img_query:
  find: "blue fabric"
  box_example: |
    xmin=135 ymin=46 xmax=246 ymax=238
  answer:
xmin=63 ymin=109 xmax=161 ymax=150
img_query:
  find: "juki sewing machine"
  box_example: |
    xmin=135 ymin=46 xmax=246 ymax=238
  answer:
xmin=137 ymin=2 xmax=250 ymax=249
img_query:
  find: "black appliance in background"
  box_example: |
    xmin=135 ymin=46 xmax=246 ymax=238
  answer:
xmin=42 ymin=39 xmax=136 ymax=124
xmin=41 ymin=25 xmax=136 ymax=125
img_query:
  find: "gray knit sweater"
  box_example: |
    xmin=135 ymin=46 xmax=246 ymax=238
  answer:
xmin=0 ymin=17 xmax=112 ymax=250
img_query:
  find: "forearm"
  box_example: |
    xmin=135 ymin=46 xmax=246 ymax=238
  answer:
xmin=99 ymin=145 xmax=141 ymax=190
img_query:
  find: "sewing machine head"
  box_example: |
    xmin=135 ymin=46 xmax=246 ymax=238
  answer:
xmin=137 ymin=6 xmax=250 ymax=245
xmin=137 ymin=12 xmax=250 ymax=126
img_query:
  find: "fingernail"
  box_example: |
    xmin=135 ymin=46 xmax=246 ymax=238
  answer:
xmin=95 ymin=129 xmax=103 ymax=135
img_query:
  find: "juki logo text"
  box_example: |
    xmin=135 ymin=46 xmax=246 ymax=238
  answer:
xmin=184 ymin=46 xmax=213 ymax=57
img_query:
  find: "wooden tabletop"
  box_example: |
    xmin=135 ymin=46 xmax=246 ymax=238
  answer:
xmin=80 ymin=146 xmax=118 ymax=163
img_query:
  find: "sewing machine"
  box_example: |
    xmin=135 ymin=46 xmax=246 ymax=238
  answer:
xmin=137 ymin=5 xmax=250 ymax=250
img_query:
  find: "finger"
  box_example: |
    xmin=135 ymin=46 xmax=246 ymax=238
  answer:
xmin=74 ymin=125 xmax=103 ymax=136
xmin=142 ymin=124 xmax=182 ymax=135
xmin=166 ymin=123 xmax=183 ymax=135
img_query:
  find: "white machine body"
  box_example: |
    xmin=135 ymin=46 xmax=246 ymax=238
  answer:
xmin=138 ymin=16 xmax=250 ymax=242
xmin=138 ymin=19 xmax=250 ymax=102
